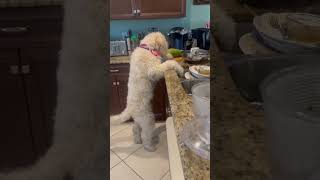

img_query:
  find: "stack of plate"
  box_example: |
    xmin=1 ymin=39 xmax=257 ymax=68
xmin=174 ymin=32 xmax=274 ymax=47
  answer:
xmin=185 ymin=65 xmax=210 ymax=80
xmin=240 ymin=13 xmax=320 ymax=54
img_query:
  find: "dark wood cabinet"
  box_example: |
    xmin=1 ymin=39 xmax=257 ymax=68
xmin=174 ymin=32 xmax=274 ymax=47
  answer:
xmin=110 ymin=0 xmax=186 ymax=19
xmin=110 ymin=0 xmax=136 ymax=19
xmin=21 ymin=47 xmax=59 ymax=158
xmin=0 ymin=6 xmax=62 ymax=171
xmin=110 ymin=63 xmax=167 ymax=121
xmin=0 ymin=50 xmax=35 ymax=171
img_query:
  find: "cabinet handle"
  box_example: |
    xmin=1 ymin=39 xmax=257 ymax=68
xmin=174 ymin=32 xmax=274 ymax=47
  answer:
xmin=110 ymin=69 xmax=119 ymax=73
xmin=136 ymin=9 xmax=141 ymax=16
xmin=9 ymin=65 xmax=19 ymax=75
xmin=117 ymin=82 xmax=120 ymax=85
xmin=113 ymin=82 xmax=117 ymax=86
xmin=22 ymin=65 xmax=30 ymax=74
xmin=133 ymin=9 xmax=137 ymax=15
xmin=1 ymin=27 xmax=28 ymax=33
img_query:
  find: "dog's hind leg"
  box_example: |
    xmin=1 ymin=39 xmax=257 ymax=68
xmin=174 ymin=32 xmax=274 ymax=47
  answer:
xmin=134 ymin=112 xmax=158 ymax=152
xmin=132 ymin=122 xmax=142 ymax=144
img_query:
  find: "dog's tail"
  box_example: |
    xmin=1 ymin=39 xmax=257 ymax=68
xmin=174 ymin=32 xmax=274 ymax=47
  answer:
xmin=110 ymin=107 xmax=131 ymax=123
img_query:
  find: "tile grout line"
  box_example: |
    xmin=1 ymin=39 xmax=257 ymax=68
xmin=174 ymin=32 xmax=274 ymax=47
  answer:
xmin=123 ymin=161 xmax=145 ymax=180
xmin=110 ymin=122 xmax=132 ymax=137
xmin=110 ymin=149 xmax=124 ymax=169
xmin=159 ymin=170 xmax=170 ymax=180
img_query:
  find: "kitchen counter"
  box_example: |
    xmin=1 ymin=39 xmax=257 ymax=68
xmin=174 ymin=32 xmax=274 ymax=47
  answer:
xmin=164 ymin=68 xmax=210 ymax=180
xmin=211 ymin=41 xmax=270 ymax=179
xmin=110 ymin=56 xmax=130 ymax=64
xmin=0 ymin=0 xmax=62 ymax=7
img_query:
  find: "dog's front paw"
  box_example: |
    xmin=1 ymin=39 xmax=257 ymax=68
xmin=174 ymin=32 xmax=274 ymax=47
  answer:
xmin=164 ymin=60 xmax=184 ymax=76
xmin=175 ymin=64 xmax=184 ymax=77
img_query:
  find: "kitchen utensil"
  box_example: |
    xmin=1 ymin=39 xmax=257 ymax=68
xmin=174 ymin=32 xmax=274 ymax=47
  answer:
xmin=189 ymin=65 xmax=210 ymax=79
xmin=260 ymin=64 xmax=320 ymax=180
xmin=191 ymin=28 xmax=210 ymax=50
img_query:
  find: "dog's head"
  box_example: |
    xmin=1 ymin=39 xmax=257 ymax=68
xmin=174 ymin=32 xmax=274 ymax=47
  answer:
xmin=140 ymin=32 xmax=169 ymax=57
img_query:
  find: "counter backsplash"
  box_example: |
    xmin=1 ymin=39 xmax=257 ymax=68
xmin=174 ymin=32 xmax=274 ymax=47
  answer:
xmin=0 ymin=0 xmax=63 ymax=7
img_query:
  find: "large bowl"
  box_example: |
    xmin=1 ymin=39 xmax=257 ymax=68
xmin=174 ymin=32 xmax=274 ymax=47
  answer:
xmin=192 ymin=81 xmax=210 ymax=144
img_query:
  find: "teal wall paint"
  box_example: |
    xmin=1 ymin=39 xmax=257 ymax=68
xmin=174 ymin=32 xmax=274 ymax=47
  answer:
xmin=190 ymin=4 xmax=210 ymax=29
xmin=110 ymin=0 xmax=209 ymax=40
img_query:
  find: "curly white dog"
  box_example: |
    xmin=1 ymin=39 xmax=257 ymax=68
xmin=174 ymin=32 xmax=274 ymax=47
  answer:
xmin=111 ymin=32 xmax=184 ymax=152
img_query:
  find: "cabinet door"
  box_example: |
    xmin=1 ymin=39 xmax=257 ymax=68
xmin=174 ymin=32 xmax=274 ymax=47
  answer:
xmin=111 ymin=0 xmax=136 ymax=19
xmin=152 ymin=79 xmax=167 ymax=121
xmin=117 ymin=74 xmax=129 ymax=112
xmin=136 ymin=0 xmax=186 ymax=19
xmin=0 ymin=50 xmax=35 ymax=170
xmin=20 ymin=47 xmax=59 ymax=159
xmin=110 ymin=75 xmax=121 ymax=115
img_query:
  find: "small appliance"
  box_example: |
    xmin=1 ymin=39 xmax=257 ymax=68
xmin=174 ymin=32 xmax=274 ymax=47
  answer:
xmin=191 ymin=28 xmax=210 ymax=50
xmin=167 ymin=27 xmax=189 ymax=50
xmin=110 ymin=40 xmax=128 ymax=56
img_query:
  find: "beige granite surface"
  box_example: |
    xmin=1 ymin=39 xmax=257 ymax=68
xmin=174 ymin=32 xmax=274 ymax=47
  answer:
xmin=164 ymin=69 xmax=210 ymax=180
xmin=0 ymin=0 xmax=62 ymax=7
xmin=110 ymin=56 xmax=130 ymax=64
xmin=211 ymin=40 xmax=270 ymax=179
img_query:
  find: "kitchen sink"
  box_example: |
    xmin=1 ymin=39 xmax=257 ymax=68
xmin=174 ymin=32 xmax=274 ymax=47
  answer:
xmin=181 ymin=79 xmax=209 ymax=95
xmin=223 ymin=52 xmax=320 ymax=102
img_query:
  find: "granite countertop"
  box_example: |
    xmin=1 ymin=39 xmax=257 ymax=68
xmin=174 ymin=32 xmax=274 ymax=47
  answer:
xmin=110 ymin=56 xmax=130 ymax=64
xmin=211 ymin=41 xmax=270 ymax=179
xmin=0 ymin=0 xmax=63 ymax=7
xmin=164 ymin=65 xmax=210 ymax=180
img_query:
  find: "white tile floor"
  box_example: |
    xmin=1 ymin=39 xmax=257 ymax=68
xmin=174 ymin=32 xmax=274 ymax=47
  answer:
xmin=110 ymin=120 xmax=171 ymax=180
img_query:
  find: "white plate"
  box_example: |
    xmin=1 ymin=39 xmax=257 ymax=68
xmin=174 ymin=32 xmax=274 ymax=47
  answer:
xmin=189 ymin=65 xmax=210 ymax=79
xmin=184 ymin=72 xmax=196 ymax=80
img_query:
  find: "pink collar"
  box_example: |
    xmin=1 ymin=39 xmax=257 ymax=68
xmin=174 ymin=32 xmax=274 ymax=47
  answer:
xmin=139 ymin=44 xmax=161 ymax=57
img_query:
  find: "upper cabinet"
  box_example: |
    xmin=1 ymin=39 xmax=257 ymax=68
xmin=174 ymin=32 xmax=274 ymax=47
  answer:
xmin=111 ymin=0 xmax=186 ymax=20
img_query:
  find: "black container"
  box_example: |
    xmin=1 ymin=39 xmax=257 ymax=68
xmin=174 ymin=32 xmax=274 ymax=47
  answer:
xmin=167 ymin=27 xmax=189 ymax=50
xmin=191 ymin=28 xmax=210 ymax=50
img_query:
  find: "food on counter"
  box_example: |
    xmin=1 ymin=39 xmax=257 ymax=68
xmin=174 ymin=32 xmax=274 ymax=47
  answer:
xmin=195 ymin=65 xmax=210 ymax=76
xmin=174 ymin=57 xmax=185 ymax=63
xmin=168 ymin=48 xmax=183 ymax=58
xmin=189 ymin=65 xmax=210 ymax=79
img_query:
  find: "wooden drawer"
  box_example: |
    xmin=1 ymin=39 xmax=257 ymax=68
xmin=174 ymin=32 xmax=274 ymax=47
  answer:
xmin=0 ymin=20 xmax=62 ymax=38
xmin=110 ymin=63 xmax=130 ymax=74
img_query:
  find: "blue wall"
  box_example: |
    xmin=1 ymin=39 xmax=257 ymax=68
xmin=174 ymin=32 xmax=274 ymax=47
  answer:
xmin=190 ymin=4 xmax=210 ymax=29
xmin=110 ymin=0 xmax=210 ymax=40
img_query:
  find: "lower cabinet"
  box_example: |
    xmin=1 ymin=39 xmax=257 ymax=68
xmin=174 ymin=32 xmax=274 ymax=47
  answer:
xmin=110 ymin=63 xmax=167 ymax=121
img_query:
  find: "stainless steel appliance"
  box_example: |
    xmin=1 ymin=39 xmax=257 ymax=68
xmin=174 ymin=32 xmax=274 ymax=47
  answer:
xmin=191 ymin=28 xmax=210 ymax=50
xmin=110 ymin=40 xmax=128 ymax=56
